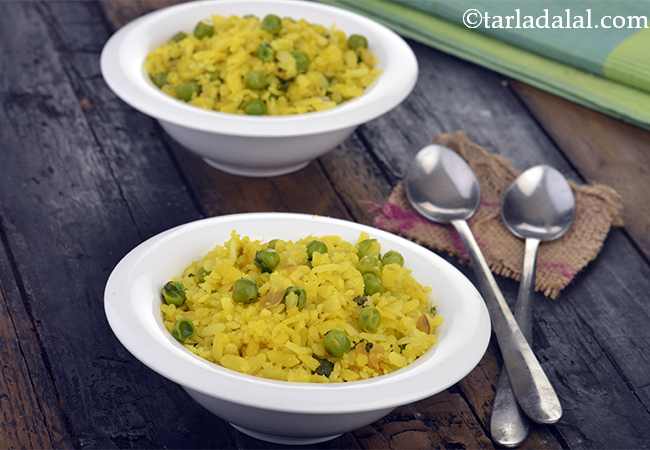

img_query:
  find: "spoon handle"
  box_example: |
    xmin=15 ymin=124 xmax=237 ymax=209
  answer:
xmin=514 ymin=238 xmax=539 ymax=347
xmin=451 ymin=220 xmax=561 ymax=424
xmin=490 ymin=238 xmax=544 ymax=446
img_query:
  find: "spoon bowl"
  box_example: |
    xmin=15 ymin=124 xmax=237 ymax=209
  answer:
xmin=501 ymin=165 xmax=575 ymax=241
xmin=406 ymin=145 xmax=480 ymax=223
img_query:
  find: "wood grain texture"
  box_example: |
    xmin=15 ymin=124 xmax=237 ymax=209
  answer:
xmin=0 ymin=242 xmax=72 ymax=450
xmin=319 ymin=133 xmax=393 ymax=226
xmin=99 ymin=0 xmax=189 ymax=28
xmin=512 ymin=81 xmax=650 ymax=260
xmin=165 ymin=136 xmax=351 ymax=218
xmin=354 ymin=392 xmax=495 ymax=450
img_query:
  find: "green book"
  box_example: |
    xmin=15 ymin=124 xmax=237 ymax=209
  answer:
xmin=316 ymin=0 xmax=650 ymax=129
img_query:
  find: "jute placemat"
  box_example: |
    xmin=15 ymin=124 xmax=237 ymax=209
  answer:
xmin=372 ymin=132 xmax=623 ymax=299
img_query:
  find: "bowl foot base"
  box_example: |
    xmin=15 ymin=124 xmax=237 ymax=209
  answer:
xmin=229 ymin=423 xmax=341 ymax=445
xmin=202 ymin=158 xmax=310 ymax=177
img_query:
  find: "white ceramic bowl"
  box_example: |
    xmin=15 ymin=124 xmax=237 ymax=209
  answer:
xmin=100 ymin=0 xmax=418 ymax=177
xmin=104 ymin=213 xmax=490 ymax=445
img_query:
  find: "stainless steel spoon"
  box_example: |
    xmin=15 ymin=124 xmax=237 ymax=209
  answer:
xmin=490 ymin=165 xmax=574 ymax=446
xmin=405 ymin=145 xmax=562 ymax=424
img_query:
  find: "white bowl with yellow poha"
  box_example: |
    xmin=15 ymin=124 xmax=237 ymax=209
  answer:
xmin=100 ymin=0 xmax=418 ymax=177
xmin=104 ymin=213 xmax=490 ymax=445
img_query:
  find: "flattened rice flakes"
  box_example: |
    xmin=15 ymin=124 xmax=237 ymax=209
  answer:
xmin=161 ymin=232 xmax=442 ymax=383
xmin=144 ymin=15 xmax=380 ymax=115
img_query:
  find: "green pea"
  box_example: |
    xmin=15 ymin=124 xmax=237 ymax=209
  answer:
xmin=306 ymin=240 xmax=328 ymax=261
xmin=284 ymin=286 xmax=307 ymax=310
xmin=363 ymin=272 xmax=383 ymax=296
xmin=193 ymin=21 xmax=214 ymax=39
xmin=232 ymin=278 xmax=259 ymax=303
xmin=358 ymin=255 xmax=381 ymax=275
xmin=381 ymin=250 xmax=404 ymax=267
xmin=245 ymin=70 xmax=270 ymax=90
xmin=347 ymin=34 xmax=369 ymax=51
xmin=314 ymin=357 xmax=334 ymax=377
xmin=256 ymin=42 xmax=275 ymax=62
xmin=243 ymin=99 xmax=267 ymax=115
xmin=175 ymin=82 xmax=200 ymax=102
xmin=323 ymin=329 xmax=351 ymax=357
xmin=261 ymin=14 xmax=282 ymax=34
xmin=150 ymin=72 xmax=168 ymax=88
xmin=170 ymin=31 xmax=188 ymax=43
xmin=357 ymin=239 xmax=380 ymax=259
xmin=266 ymin=239 xmax=280 ymax=249
xmin=255 ymin=248 xmax=280 ymax=273
xmin=292 ymin=51 xmax=310 ymax=73
xmin=358 ymin=306 xmax=381 ymax=332
xmin=162 ymin=281 xmax=186 ymax=306
xmin=171 ymin=319 xmax=194 ymax=343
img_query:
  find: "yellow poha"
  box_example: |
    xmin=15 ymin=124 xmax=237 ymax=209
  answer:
xmin=161 ymin=232 xmax=442 ymax=383
xmin=144 ymin=14 xmax=380 ymax=115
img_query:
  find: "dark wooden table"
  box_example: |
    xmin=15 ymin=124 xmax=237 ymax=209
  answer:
xmin=2 ymin=1 xmax=650 ymax=449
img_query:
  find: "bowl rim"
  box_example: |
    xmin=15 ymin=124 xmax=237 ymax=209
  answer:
xmin=99 ymin=0 xmax=418 ymax=137
xmin=104 ymin=213 xmax=490 ymax=414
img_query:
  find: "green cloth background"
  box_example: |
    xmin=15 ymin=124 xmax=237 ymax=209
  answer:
xmin=317 ymin=0 xmax=650 ymax=129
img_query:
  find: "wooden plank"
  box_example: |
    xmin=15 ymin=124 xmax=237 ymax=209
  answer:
xmin=164 ymin=136 xmax=352 ymax=218
xmin=354 ymin=392 xmax=495 ymax=450
xmin=0 ymin=2 xmax=237 ymax=448
xmin=0 ymin=242 xmax=72 ymax=449
xmin=511 ymin=81 xmax=650 ymax=260
xmin=231 ymin=427 xmax=363 ymax=450
xmin=99 ymin=0 xmax=189 ymax=29
xmin=344 ymin=40 xmax=650 ymax=449
xmin=319 ymin=133 xmax=393 ymax=226
xmin=39 ymin=1 xmax=203 ymax=238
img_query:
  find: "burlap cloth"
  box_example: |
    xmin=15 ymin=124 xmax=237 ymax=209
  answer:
xmin=373 ymin=132 xmax=623 ymax=299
